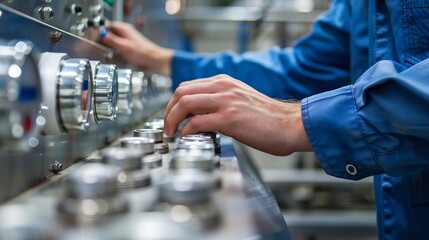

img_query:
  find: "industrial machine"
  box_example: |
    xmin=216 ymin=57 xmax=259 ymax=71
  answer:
xmin=0 ymin=1 xmax=290 ymax=239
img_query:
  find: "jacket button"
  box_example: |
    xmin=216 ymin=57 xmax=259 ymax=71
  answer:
xmin=346 ymin=164 xmax=357 ymax=175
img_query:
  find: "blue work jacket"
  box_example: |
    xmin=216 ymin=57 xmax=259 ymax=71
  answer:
xmin=171 ymin=0 xmax=429 ymax=239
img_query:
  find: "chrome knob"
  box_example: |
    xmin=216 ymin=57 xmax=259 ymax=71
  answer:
xmin=133 ymin=129 xmax=163 ymax=143
xmin=116 ymin=69 xmax=133 ymax=115
xmin=37 ymin=6 xmax=54 ymax=20
xmin=101 ymin=147 xmax=151 ymax=188
xmin=39 ymin=52 xmax=93 ymax=134
xmin=0 ymin=40 xmax=42 ymax=150
xmin=65 ymin=163 xmax=119 ymax=199
xmin=90 ymin=61 xmax=118 ymax=122
xmin=68 ymin=4 xmax=83 ymax=15
xmin=170 ymin=149 xmax=216 ymax=172
xmin=101 ymin=147 xmax=142 ymax=171
xmin=159 ymin=173 xmax=213 ymax=204
xmin=58 ymin=163 xmax=128 ymax=225
xmin=177 ymin=141 xmax=215 ymax=154
xmin=120 ymin=137 xmax=155 ymax=156
xmin=58 ymin=58 xmax=93 ymax=131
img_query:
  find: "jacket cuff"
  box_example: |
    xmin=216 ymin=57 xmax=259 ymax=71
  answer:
xmin=301 ymin=85 xmax=384 ymax=180
xmin=171 ymin=50 xmax=200 ymax=89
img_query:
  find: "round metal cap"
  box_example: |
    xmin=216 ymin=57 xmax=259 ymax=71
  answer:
xmin=120 ymin=137 xmax=155 ymax=155
xmin=64 ymin=163 xmax=119 ymax=199
xmin=58 ymin=58 xmax=93 ymax=131
xmin=170 ymin=149 xmax=216 ymax=172
xmin=142 ymin=153 xmax=162 ymax=169
xmin=92 ymin=63 xmax=118 ymax=121
xmin=101 ymin=147 xmax=142 ymax=171
xmin=0 ymin=40 xmax=42 ymax=150
xmin=177 ymin=141 xmax=215 ymax=154
xmin=116 ymin=69 xmax=133 ymax=115
xmin=117 ymin=169 xmax=151 ymax=188
xmin=133 ymin=128 xmax=163 ymax=143
xmin=159 ymin=175 xmax=213 ymax=205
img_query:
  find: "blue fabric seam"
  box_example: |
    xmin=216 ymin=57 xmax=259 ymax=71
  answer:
xmin=350 ymin=85 xmax=380 ymax=176
xmin=374 ymin=144 xmax=429 ymax=156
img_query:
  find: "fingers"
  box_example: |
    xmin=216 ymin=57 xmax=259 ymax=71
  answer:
xmin=107 ymin=21 xmax=134 ymax=37
xmin=164 ymin=79 xmax=221 ymax=119
xmin=180 ymin=114 xmax=224 ymax=136
xmin=164 ymin=94 xmax=220 ymax=136
xmin=101 ymin=30 xmax=129 ymax=50
xmin=101 ymin=21 xmax=136 ymax=49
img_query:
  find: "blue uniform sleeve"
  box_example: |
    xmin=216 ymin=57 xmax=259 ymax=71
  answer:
xmin=302 ymin=59 xmax=429 ymax=180
xmin=171 ymin=0 xmax=351 ymax=100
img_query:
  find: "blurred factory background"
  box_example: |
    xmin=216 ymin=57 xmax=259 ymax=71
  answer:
xmin=0 ymin=0 xmax=376 ymax=239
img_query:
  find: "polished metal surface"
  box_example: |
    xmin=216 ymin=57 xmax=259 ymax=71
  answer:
xmin=177 ymin=140 xmax=216 ymax=154
xmin=170 ymin=149 xmax=217 ymax=172
xmin=0 ymin=40 xmax=42 ymax=151
xmin=120 ymin=137 xmax=155 ymax=155
xmin=154 ymin=142 xmax=169 ymax=154
xmin=1 ymin=0 xmax=105 ymax=37
xmin=64 ymin=163 xmax=119 ymax=199
xmin=91 ymin=62 xmax=118 ymax=122
xmin=58 ymin=163 xmax=128 ymax=225
xmin=101 ymin=147 xmax=142 ymax=171
xmin=141 ymin=153 xmax=162 ymax=169
xmin=116 ymin=68 xmax=133 ymax=115
xmin=133 ymin=128 xmax=163 ymax=143
xmin=58 ymin=58 xmax=93 ymax=131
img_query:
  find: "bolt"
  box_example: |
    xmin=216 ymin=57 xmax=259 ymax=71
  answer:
xmin=49 ymin=31 xmax=62 ymax=43
xmin=37 ymin=6 xmax=54 ymax=20
xmin=49 ymin=161 xmax=63 ymax=174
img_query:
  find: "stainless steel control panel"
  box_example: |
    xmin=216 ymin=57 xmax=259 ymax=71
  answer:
xmin=0 ymin=1 xmax=290 ymax=239
xmin=2 ymin=0 xmax=106 ymax=36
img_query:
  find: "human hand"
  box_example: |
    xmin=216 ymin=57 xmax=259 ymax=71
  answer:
xmin=101 ymin=21 xmax=173 ymax=76
xmin=164 ymin=74 xmax=312 ymax=156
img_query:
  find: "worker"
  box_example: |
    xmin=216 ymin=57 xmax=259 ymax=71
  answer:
xmin=101 ymin=0 xmax=429 ymax=239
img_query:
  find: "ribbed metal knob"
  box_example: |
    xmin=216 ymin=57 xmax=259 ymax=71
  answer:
xmin=142 ymin=153 xmax=162 ymax=169
xmin=101 ymin=147 xmax=142 ymax=171
xmin=170 ymin=149 xmax=216 ymax=172
xmin=64 ymin=163 xmax=119 ymax=199
xmin=120 ymin=137 xmax=155 ymax=155
xmin=102 ymin=148 xmax=151 ymax=189
xmin=0 ymin=40 xmax=41 ymax=150
xmin=116 ymin=69 xmax=133 ymax=115
xmin=58 ymin=58 xmax=93 ymax=131
xmin=133 ymin=129 xmax=163 ymax=143
xmin=92 ymin=62 xmax=118 ymax=122
xmin=159 ymin=173 xmax=213 ymax=205
xmin=177 ymin=141 xmax=215 ymax=154
xmin=59 ymin=163 xmax=128 ymax=225
xmin=155 ymin=142 xmax=169 ymax=154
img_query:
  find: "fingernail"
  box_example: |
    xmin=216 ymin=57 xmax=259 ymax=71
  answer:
xmin=100 ymin=29 xmax=108 ymax=38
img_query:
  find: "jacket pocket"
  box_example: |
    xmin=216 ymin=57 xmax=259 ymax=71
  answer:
xmin=412 ymin=169 xmax=429 ymax=207
xmin=402 ymin=3 xmax=429 ymax=65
